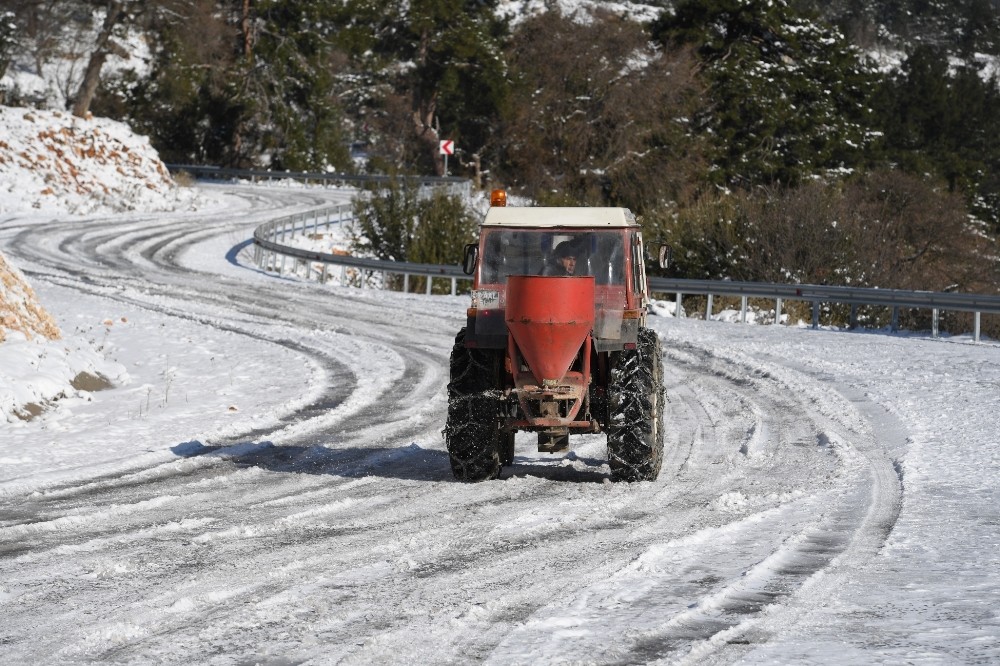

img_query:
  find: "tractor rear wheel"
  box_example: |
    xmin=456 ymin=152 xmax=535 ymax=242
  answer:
xmin=445 ymin=329 xmax=505 ymax=481
xmin=606 ymin=327 xmax=664 ymax=481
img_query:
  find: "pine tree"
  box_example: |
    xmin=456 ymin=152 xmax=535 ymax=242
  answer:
xmin=240 ymin=0 xmax=350 ymax=171
xmin=652 ymin=0 xmax=877 ymax=189
xmin=873 ymin=44 xmax=1000 ymax=226
xmin=113 ymin=0 xmax=351 ymax=170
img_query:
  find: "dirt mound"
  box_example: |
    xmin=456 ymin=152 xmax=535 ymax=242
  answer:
xmin=0 ymin=249 xmax=60 ymax=344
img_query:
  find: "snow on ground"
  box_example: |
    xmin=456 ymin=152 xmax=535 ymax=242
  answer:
xmin=0 ymin=275 xmax=322 ymax=492
xmin=1 ymin=106 xmax=999 ymax=664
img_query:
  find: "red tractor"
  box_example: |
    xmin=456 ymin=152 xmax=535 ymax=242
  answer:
xmin=446 ymin=191 xmax=667 ymax=482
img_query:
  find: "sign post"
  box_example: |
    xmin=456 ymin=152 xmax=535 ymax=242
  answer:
xmin=439 ymin=139 xmax=454 ymax=176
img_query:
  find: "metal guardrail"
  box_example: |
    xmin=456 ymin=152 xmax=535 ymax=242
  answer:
xmin=170 ymin=162 xmax=475 ymax=293
xmin=649 ymin=277 xmax=1000 ymax=342
xmin=250 ymin=201 xmax=469 ymax=295
xmin=251 ymin=211 xmax=1000 ymax=340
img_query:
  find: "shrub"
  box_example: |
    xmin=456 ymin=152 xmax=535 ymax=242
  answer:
xmin=350 ymin=179 xmax=478 ymax=293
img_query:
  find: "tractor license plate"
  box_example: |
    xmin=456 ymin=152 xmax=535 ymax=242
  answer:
xmin=473 ymin=289 xmax=501 ymax=309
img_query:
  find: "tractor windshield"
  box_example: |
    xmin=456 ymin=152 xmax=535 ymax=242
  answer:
xmin=479 ymin=228 xmax=625 ymax=286
xmin=476 ymin=228 xmax=629 ymax=340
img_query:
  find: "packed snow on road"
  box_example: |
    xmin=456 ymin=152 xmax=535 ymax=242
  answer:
xmin=2 ymin=178 xmax=999 ymax=663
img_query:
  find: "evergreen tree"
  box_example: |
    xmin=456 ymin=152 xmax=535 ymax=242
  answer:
xmin=240 ymin=0 xmax=350 ymax=171
xmin=350 ymin=179 xmax=477 ymax=292
xmin=793 ymin=0 xmax=1000 ymax=55
xmin=873 ymin=44 xmax=1000 ymax=226
xmin=652 ymin=0 xmax=877 ymax=189
xmin=106 ymin=0 xmax=351 ymax=170
xmin=0 ymin=9 xmax=14 ymax=83
xmin=101 ymin=0 xmax=245 ymax=165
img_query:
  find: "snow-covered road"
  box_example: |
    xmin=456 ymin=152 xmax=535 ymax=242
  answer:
xmin=1 ymin=185 xmax=998 ymax=664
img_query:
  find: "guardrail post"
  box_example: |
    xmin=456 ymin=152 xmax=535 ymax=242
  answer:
xmin=975 ymin=312 xmax=981 ymax=343
xmin=675 ymin=292 xmax=683 ymax=318
xmin=932 ymin=308 xmax=940 ymax=338
xmin=891 ymin=306 xmax=899 ymax=333
xmin=740 ymin=296 xmax=748 ymax=324
xmin=849 ymin=304 xmax=858 ymax=330
xmin=775 ymin=298 xmax=783 ymax=325
xmin=404 ymin=273 xmax=410 ymax=293
xmin=451 ymin=277 xmax=457 ymax=296
xmin=706 ymin=294 xmax=714 ymax=321
xmin=426 ymin=277 xmax=433 ymax=295
xmin=321 ymin=264 xmax=328 ymax=284
xmin=811 ymin=301 xmax=820 ymax=329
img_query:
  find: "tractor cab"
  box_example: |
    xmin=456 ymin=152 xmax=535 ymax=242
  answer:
xmin=446 ymin=191 xmax=665 ymax=483
xmin=462 ymin=205 xmax=649 ymax=353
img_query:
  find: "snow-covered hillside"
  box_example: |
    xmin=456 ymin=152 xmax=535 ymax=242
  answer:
xmin=0 ymin=106 xmax=197 ymax=215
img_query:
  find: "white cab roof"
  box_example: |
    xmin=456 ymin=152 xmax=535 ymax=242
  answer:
xmin=482 ymin=207 xmax=636 ymax=228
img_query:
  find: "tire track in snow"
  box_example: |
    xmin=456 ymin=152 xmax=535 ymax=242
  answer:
xmin=482 ymin=337 xmax=901 ymax=664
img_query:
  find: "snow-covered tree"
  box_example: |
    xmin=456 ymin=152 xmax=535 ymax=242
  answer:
xmin=652 ymin=0 xmax=877 ymax=189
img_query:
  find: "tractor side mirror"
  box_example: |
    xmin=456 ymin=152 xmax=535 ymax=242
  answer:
xmin=462 ymin=243 xmax=479 ymax=275
xmin=657 ymin=244 xmax=672 ymax=269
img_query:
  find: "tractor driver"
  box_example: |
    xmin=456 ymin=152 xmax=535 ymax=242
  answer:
xmin=545 ymin=240 xmax=577 ymax=276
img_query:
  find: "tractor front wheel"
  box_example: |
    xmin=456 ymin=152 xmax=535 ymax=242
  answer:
xmin=445 ymin=329 xmax=505 ymax=481
xmin=606 ymin=327 xmax=664 ymax=481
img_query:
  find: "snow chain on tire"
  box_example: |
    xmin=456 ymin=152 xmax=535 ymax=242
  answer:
xmin=606 ymin=326 xmax=665 ymax=482
xmin=444 ymin=329 xmax=505 ymax=481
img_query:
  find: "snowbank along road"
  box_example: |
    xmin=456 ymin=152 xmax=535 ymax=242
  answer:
xmin=1 ymin=184 xmax=998 ymax=664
